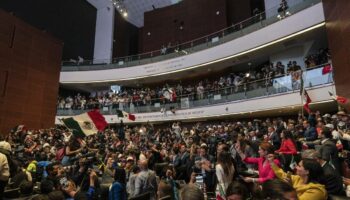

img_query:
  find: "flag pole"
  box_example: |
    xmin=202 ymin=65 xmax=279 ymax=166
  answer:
xmin=300 ymin=73 xmax=304 ymax=117
xmin=301 ymin=89 xmax=304 ymax=117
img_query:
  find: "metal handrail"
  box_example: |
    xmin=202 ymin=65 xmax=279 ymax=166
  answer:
xmin=61 ymin=0 xmax=321 ymax=70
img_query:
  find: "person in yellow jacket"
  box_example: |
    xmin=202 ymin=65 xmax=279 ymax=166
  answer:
xmin=26 ymin=160 xmax=37 ymax=174
xmin=267 ymin=154 xmax=327 ymax=200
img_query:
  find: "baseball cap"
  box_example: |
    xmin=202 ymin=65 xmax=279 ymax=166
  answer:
xmin=322 ymin=114 xmax=331 ymax=118
xmin=337 ymin=111 xmax=346 ymax=115
xmin=325 ymin=124 xmax=334 ymax=129
xmin=43 ymin=143 xmax=50 ymax=148
xmin=0 ymin=141 xmax=12 ymax=152
xmin=126 ymin=156 xmax=134 ymax=162
xmin=338 ymin=121 xmax=346 ymax=127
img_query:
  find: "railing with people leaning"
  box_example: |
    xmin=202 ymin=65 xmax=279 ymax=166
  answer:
xmin=61 ymin=0 xmax=321 ymax=71
xmin=56 ymin=63 xmax=334 ymax=116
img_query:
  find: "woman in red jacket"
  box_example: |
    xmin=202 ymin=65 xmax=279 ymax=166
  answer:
xmin=275 ymin=130 xmax=297 ymax=171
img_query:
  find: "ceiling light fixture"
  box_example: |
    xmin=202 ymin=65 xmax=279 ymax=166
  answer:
xmin=111 ymin=0 xmax=128 ymax=18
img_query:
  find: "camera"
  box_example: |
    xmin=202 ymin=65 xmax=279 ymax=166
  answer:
xmin=59 ymin=177 xmax=69 ymax=189
xmin=88 ymin=166 xmax=103 ymax=177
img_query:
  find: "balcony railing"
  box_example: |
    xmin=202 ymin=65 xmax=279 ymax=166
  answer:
xmin=61 ymin=0 xmax=321 ymax=71
xmin=56 ymin=63 xmax=334 ymax=116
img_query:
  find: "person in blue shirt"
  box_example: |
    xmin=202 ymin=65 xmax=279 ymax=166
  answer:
xmin=109 ymin=167 xmax=127 ymax=200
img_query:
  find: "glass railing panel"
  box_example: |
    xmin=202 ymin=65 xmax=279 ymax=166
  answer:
xmin=304 ymin=65 xmax=333 ymax=88
xmin=61 ymin=0 xmax=322 ymax=71
xmin=56 ymin=64 xmax=332 ymax=116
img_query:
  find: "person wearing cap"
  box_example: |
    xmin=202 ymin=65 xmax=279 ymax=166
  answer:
xmin=325 ymin=124 xmax=340 ymax=140
xmin=125 ymin=156 xmax=135 ymax=183
xmin=322 ymin=113 xmax=331 ymax=118
xmin=0 ymin=141 xmax=10 ymax=197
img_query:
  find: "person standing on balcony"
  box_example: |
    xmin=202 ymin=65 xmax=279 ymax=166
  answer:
xmin=196 ymin=82 xmax=204 ymax=100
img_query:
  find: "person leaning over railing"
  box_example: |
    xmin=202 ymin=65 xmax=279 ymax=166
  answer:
xmin=267 ymin=154 xmax=327 ymax=200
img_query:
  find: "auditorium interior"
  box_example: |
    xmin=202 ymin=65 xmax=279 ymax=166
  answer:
xmin=0 ymin=0 xmax=350 ymax=199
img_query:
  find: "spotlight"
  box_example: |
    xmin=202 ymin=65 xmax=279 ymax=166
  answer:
xmin=245 ymin=73 xmax=250 ymax=78
xmin=123 ymin=12 xmax=128 ymax=17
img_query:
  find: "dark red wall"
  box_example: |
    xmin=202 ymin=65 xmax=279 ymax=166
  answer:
xmin=0 ymin=10 xmax=62 ymax=134
xmin=323 ymin=0 xmax=350 ymax=102
xmin=113 ymin=11 xmax=139 ymax=58
xmin=140 ymin=0 xmax=228 ymax=52
xmin=226 ymin=0 xmax=252 ymax=26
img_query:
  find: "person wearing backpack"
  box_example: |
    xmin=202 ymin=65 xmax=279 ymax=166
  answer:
xmin=134 ymin=159 xmax=158 ymax=200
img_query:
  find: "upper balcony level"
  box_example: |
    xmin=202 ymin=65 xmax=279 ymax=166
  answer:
xmin=60 ymin=0 xmax=324 ymax=85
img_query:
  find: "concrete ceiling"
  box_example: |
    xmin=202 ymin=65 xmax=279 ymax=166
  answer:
xmin=86 ymin=0 xmax=181 ymax=27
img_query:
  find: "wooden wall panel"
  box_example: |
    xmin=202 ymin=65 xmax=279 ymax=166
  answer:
xmin=322 ymin=1 xmax=350 ymax=103
xmin=141 ymin=0 xmax=228 ymax=52
xmin=0 ymin=9 xmax=62 ymax=134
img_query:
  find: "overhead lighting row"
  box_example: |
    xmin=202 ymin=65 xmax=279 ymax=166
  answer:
xmin=111 ymin=0 xmax=128 ymax=17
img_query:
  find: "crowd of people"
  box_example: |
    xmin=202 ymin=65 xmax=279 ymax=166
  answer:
xmin=0 ymin=108 xmax=350 ymax=200
xmin=57 ymin=48 xmax=331 ymax=113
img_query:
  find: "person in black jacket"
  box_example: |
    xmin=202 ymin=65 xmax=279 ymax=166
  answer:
xmin=302 ymin=149 xmax=344 ymax=196
xmin=318 ymin=127 xmax=340 ymax=173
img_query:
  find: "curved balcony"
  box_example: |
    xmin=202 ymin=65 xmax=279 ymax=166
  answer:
xmin=57 ymin=64 xmax=335 ymax=121
xmin=60 ymin=0 xmax=324 ymax=84
xmin=62 ymin=0 xmax=321 ymax=70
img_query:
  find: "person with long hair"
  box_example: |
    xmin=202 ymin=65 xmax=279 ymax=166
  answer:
xmin=236 ymin=142 xmax=279 ymax=184
xmin=61 ymin=136 xmax=84 ymax=166
xmin=267 ymin=155 xmax=327 ymax=200
xmin=275 ymin=130 xmax=297 ymax=171
xmin=262 ymin=179 xmax=297 ymax=200
xmin=225 ymin=182 xmax=249 ymax=200
xmin=215 ymin=151 xmax=235 ymax=198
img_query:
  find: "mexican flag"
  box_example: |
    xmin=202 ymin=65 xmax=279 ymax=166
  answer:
xmin=61 ymin=110 xmax=108 ymax=137
xmin=303 ymin=90 xmax=312 ymax=113
xmin=116 ymin=110 xmax=136 ymax=121
xmin=329 ymin=91 xmax=348 ymax=104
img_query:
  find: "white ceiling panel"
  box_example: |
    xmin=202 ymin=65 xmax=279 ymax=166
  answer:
xmin=122 ymin=0 xmax=176 ymax=27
